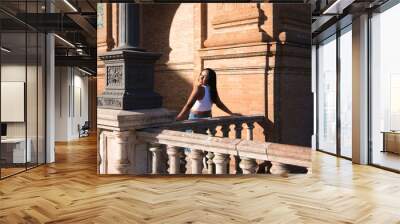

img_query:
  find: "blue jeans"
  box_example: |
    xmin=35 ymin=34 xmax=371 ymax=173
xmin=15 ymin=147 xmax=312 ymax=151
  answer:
xmin=185 ymin=111 xmax=212 ymax=153
xmin=188 ymin=111 xmax=211 ymax=120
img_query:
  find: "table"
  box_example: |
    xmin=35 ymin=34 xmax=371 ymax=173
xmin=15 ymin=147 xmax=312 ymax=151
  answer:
xmin=1 ymin=138 xmax=32 ymax=164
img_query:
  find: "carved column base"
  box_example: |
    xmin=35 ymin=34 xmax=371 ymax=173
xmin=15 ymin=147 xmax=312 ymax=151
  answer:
xmin=98 ymin=50 xmax=163 ymax=110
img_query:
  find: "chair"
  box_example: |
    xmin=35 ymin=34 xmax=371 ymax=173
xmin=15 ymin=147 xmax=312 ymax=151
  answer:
xmin=79 ymin=121 xmax=90 ymax=138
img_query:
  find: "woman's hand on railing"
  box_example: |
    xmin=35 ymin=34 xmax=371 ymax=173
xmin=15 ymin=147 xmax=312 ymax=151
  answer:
xmin=230 ymin=112 xmax=242 ymax=117
xmin=175 ymin=114 xmax=185 ymax=121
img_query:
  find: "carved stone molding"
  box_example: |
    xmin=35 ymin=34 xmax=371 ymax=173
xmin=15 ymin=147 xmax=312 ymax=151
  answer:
xmin=204 ymin=3 xmax=267 ymax=48
xmin=106 ymin=65 xmax=124 ymax=88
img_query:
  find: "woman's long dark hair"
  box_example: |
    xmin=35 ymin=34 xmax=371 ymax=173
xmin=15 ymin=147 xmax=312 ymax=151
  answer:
xmin=204 ymin=68 xmax=218 ymax=103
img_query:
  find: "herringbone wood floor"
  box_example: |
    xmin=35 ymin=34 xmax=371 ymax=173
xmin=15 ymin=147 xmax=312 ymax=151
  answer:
xmin=1 ymin=135 xmax=400 ymax=224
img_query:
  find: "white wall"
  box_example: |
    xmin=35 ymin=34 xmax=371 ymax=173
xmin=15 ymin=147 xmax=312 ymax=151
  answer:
xmin=55 ymin=66 xmax=69 ymax=141
xmin=55 ymin=67 xmax=89 ymax=141
xmin=311 ymin=45 xmax=316 ymax=150
xmin=1 ymin=64 xmax=37 ymax=137
xmin=71 ymin=71 xmax=89 ymax=139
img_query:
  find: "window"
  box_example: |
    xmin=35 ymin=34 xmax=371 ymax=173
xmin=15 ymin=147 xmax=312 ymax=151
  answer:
xmin=316 ymin=24 xmax=353 ymax=158
xmin=370 ymin=2 xmax=400 ymax=171
xmin=317 ymin=35 xmax=337 ymax=154
xmin=339 ymin=26 xmax=352 ymax=158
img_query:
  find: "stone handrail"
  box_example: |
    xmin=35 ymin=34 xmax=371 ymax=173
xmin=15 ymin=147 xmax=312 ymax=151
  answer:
xmin=157 ymin=114 xmax=265 ymax=131
xmin=137 ymin=128 xmax=312 ymax=175
xmin=158 ymin=114 xmax=267 ymax=144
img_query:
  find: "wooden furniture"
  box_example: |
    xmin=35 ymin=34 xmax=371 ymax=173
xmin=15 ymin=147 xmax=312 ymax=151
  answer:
xmin=382 ymin=131 xmax=400 ymax=154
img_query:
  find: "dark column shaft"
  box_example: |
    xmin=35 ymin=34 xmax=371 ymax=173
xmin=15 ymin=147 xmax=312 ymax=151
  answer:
xmin=116 ymin=3 xmax=141 ymax=50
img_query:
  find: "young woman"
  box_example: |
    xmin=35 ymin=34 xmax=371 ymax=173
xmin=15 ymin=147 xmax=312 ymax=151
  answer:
xmin=176 ymin=68 xmax=239 ymax=121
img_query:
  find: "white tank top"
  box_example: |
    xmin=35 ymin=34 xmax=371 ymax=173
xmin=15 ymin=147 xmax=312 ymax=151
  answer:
xmin=191 ymin=85 xmax=213 ymax=112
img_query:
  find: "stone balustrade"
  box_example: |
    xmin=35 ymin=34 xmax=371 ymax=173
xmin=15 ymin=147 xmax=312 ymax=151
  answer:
xmin=157 ymin=115 xmax=265 ymax=136
xmin=98 ymin=111 xmax=312 ymax=175
xmin=158 ymin=115 xmax=265 ymax=174
xmin=137 ymin=126 xmax=312 ymax=175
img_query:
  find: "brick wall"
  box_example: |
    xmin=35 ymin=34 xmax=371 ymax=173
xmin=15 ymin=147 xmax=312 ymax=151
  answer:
xmin=97 ymin=3 xmax=312 ymax=146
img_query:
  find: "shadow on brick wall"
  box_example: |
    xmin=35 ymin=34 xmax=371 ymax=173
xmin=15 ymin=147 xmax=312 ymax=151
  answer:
xmin=142 ymin=4 xmax=194 ymax=114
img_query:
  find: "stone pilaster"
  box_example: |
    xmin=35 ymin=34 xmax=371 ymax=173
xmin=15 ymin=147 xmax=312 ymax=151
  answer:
xmin=199 ymin=3 xmax=312 ymax=146
xmin=114 ymin=3 xmax=142 ymax=51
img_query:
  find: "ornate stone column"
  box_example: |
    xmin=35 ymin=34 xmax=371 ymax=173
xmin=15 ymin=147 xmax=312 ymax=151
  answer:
xmin=97 ymin=3 xmax=175 ymax=175
xmin=98 ymin=3 xmax=162 ymax=110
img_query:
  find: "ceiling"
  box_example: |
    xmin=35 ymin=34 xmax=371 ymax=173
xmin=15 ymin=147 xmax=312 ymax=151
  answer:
xmin=0 ymin=0 xmax=96 ymax=74
xmin=310 ymin=0 xmax=390 ymax=41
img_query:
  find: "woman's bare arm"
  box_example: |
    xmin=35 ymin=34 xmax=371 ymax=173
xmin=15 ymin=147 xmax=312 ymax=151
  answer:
xmin=176 ymin=85 xmax=201 ymax=121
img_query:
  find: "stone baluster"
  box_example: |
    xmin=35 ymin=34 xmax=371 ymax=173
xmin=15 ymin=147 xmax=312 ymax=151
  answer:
xmin=111 ymin=131 xmax=131 ymax=173
xmin=226 ymin=155 xmax=232 ymax=174
xmin=193 ymin=127 xmax=208 ymax=173
xmin=214 ymin=153 xmax=229 ymax=174
xmin=189 ymin=127 xmax=208 ymax=174
xmin=234 ymin=123 xmax=243 ymax=139
xmin=179 ymin=148 xmax=187 ymax=174
xmin=162 ymin=147 xmax=169 ymax=174
xmin=190 ymin=149 xmax=204 ymax=174
xmin=166 ymin=146 xmax=180 ymax=174
xmin=149 ymin=143 xmax=163 ymax=174
xmin=239 ymin=157 xmax=258 ymax=174
xmin=220 ymin=124 xmax=231 ymax=173
xmin=246 ymin=122 xmax=254 ymax=140
xmin=206 ymin=126 xmax=217 ymax=174
xmin=206 ymin=152 xmax=215 ymax=174
xmin=194 ymin=127 xmax=207 ymax=134
xmin=234 ymin=123 xmax=243 ymax=174
xmin=270 ymin=162 xmax=288 ymax=175
xmin=208 ymin=126 xmax=217 ymax=136
xmin=245 ymin=122 xmax=257 ymax=173
xmin=220 ymin=124 xmax=230 ymax=137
